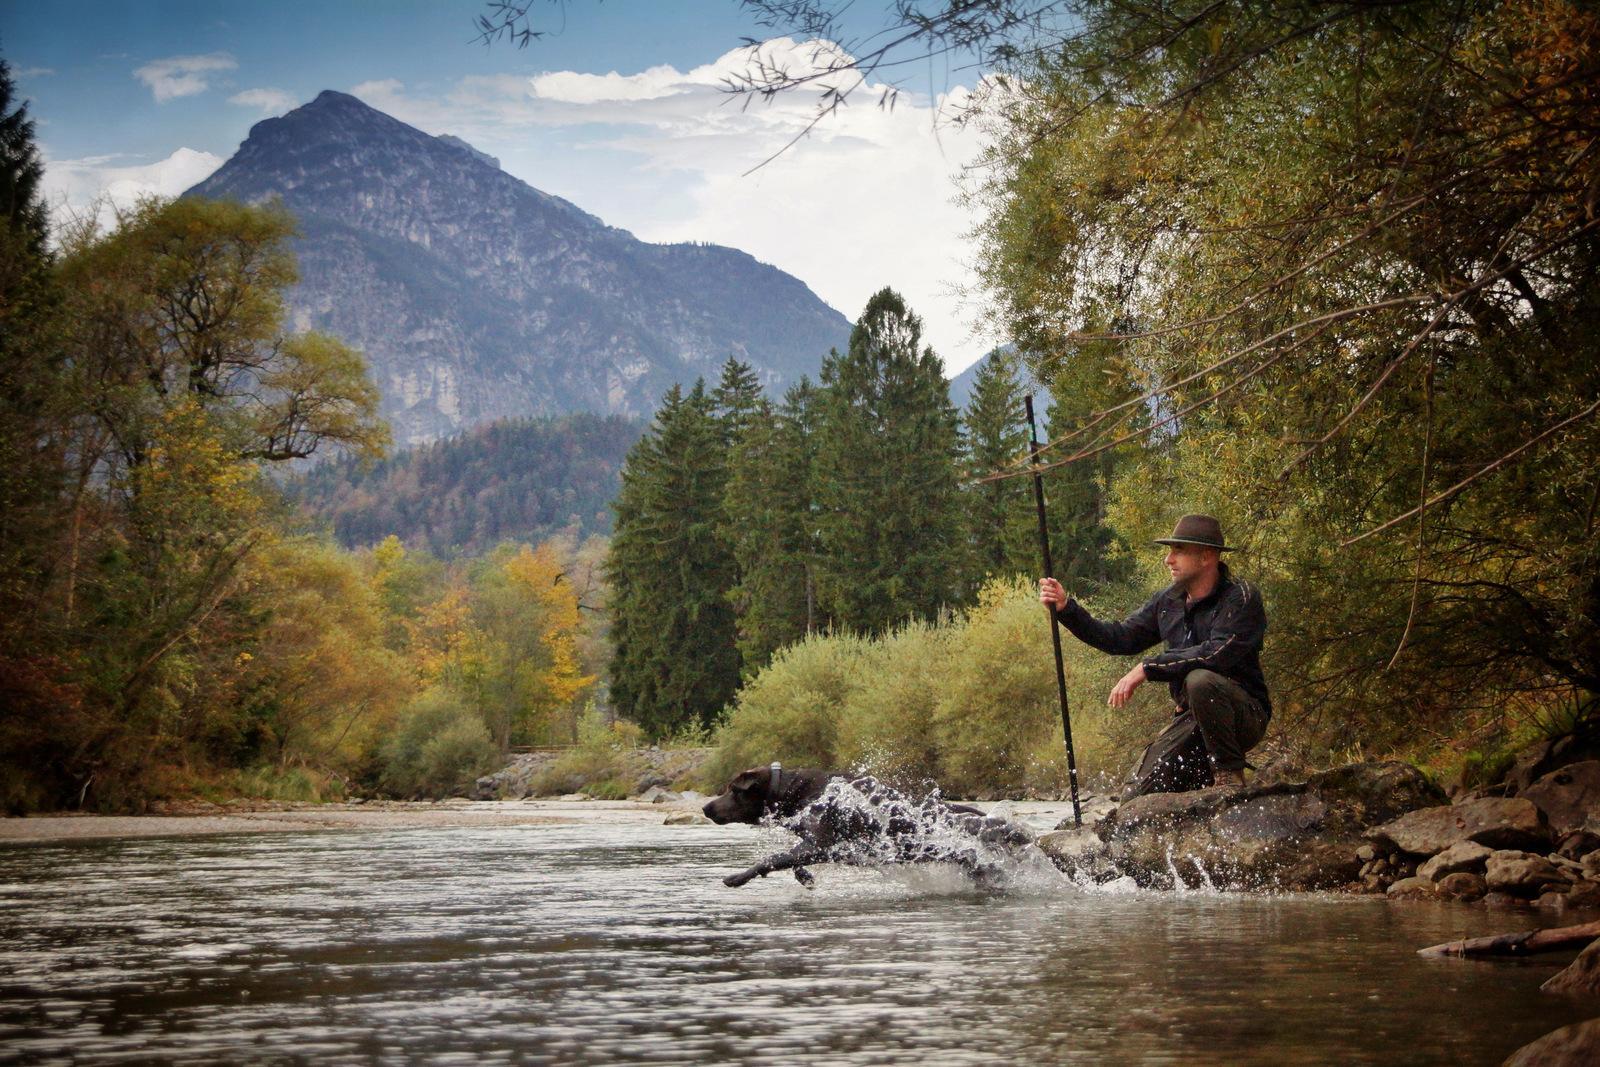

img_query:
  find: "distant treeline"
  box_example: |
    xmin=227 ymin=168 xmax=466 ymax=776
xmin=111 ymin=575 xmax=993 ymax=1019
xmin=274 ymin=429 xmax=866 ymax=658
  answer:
xmin=289 ymin=413 xmax=644 ymax=556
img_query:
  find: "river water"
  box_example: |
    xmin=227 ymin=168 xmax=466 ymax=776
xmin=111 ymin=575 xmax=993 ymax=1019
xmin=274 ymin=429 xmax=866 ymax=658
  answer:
xmin=0 ymin=803 xmax=1591 ymax=1065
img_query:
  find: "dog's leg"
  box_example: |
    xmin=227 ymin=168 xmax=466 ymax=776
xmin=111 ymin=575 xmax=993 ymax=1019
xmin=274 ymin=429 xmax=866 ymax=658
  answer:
xmin=723 ymin=845 xmax=821 ymax=888
xmin=792 ymin=867 xmax=815 ymax=888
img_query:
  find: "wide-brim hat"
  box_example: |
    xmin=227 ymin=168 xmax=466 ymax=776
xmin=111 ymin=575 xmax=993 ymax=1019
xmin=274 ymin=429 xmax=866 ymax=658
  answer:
xmin=1153 ymin=513 xmax=1233 ymax=552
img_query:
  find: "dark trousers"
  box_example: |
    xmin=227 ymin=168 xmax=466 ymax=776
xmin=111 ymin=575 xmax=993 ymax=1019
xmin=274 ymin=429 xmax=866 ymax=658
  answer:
xmin=1124 ymin=669 xmax=1270 ymax=798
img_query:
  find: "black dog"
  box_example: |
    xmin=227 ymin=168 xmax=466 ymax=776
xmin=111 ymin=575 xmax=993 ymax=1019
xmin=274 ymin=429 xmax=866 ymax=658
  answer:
xmin=703 ymin=764 xmax=1035 ymax=888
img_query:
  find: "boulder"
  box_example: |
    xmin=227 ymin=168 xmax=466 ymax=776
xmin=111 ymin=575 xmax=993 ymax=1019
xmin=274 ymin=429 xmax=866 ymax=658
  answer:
xmin=1094 ymin=786 xmax=1328 ymax=890
xmin=1524 ymin=762 xmax=1600 ymax=838
xmin=1095 ymin=781 xmax=1309 ymax=839
xmin=633 ymin=786 xmax=679 ymax=804
xmin=1368 ymin=796 xmax=1550 ymax=856
xmin=1419 ymin=840 xmax=1494 ymax=881
xmin=1506 ymin=727 xmax=1600 ymax=796
xmin=1544 ymin=939 xmax=1600 ymax=996
xmin=1503 ymin=1018 xmax=1600 ymax=1066
xmin=1306 ymin=761 xmax=1447 ymax=834
xmin=1436 ymin=871 xmax=1489 ymax=901
xmin=663 ymin=811 xmax=710 ymax=826
xmin=1486 ymin=850 xmax=1567 ymax=896
xmin=1557 ymin=830 xmax=1600 ymax=861
xmin=1387 ymin=876 xmax=1436 ymax=899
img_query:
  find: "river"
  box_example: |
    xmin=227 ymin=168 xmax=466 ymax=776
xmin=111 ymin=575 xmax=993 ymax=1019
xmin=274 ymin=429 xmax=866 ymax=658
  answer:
xmin=0 ymin=802 xmax=1589 ymax=1064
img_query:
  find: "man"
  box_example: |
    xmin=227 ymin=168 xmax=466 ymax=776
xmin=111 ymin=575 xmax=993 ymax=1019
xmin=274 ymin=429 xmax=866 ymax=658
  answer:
xmin=1038 ymin=514 xmax=1270 ymax=796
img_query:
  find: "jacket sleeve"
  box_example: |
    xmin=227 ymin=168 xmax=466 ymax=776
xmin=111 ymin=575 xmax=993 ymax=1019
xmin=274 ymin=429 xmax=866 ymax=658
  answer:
xmin=1141 ymin=581 xmax=1267 ymax=681
xmin=1053 ymin=594 xmax=1162 ymax=656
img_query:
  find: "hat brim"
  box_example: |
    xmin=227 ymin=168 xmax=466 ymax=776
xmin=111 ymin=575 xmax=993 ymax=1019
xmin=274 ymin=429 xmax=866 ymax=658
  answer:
xmin=1153 ymin=537 xmax=1232 ymax=551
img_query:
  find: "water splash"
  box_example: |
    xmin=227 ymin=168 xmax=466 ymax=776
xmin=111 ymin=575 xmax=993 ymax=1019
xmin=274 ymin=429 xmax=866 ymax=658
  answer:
xmin=755 ymin=776 xmax=1067 ymax=893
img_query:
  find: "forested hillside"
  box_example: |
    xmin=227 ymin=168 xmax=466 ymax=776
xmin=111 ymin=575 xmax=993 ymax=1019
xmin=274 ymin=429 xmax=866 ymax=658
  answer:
xmin=289 ymin=414 xmax=644 ymax=556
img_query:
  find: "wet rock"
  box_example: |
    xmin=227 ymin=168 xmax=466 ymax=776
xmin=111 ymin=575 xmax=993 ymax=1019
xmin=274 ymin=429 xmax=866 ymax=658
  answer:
xmin=1279 ymin=840 xmax=1366 ymax=891
xmin=1419 ymin=841 xmax=1493 ymax=881
xmin=1387 ymin=876 xmax=1436 ymax=899
xmin=663 ymin=811 xmax=711 ymax=826
xmin=1436 ymin=871 xmax=1488 ymax=901
xmin=1523 ymin=762 xmax=1600 ymax=838
xmin=1356 ymin=844 xmax=1378 ymax=863
xmin=1543 ymin=939 xmax=1600 ymax=996
xmin=1565 ymin=882 xmax=1600 ymax=910
xmin=1539 ymin=891 xmax=1571 ymax=911
xmin=1502 ymin=1017 xmax=1600 ymax=1066
xmin=1486 ymin=850 xmax=1566 ymax=896
xmin=1368 ymin=796 xmax=1550 ymax=856
xmin=633 ymin=786 xmax=680 ymax=804
xmin=1093 ymin=787 xmax=1328 ymax=890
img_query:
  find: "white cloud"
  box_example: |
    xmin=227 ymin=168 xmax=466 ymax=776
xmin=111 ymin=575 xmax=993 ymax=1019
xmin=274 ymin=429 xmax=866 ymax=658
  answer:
xmin=41 ymin=146 xmax=225 ymax=230
xmin=228 ymin=87 xmax=297 ymax=116
xmin=134 ymin=52 xmax=236 ymax=103
xmin=349 ymin=40 xmax=1000 ymax=373
xmin=14 ymin=67 xmax=56 ymax=78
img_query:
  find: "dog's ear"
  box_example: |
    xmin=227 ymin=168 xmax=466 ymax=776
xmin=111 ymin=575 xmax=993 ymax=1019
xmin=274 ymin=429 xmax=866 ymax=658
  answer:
xmin=727 ymin=770 xmax=761 ymax=794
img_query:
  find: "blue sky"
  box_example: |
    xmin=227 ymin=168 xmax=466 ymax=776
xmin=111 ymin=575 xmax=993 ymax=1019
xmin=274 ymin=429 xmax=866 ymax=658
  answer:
xmin=4 ymin=1 xmax=1000 ymax=372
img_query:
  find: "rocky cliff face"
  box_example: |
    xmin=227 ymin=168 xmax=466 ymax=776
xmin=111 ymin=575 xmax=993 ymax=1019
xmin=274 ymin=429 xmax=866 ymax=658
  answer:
xmin=186 ymin=90 xmax=849 ymax=446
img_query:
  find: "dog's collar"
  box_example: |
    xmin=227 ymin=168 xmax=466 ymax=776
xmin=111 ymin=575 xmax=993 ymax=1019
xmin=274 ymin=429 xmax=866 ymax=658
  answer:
xmin=769 ymin=762 xmax=782 ymax=805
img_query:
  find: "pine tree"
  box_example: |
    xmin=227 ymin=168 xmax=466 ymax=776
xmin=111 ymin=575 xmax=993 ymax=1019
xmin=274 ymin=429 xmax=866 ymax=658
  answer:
xmin=710 ymin=356 xmax=765 ymax=448
xmin=1038 ymin=361 xmax=1133 ymax=596
xmin=725 ymin=376 xmax=822 ymax=676
xmin=605 ymin=382 xmax=742 ymax=737
xmin=961 ymin=347 xmax=1037 ymax=584
xmin=812 ymin=288 xmax=969 ymax=635
xmin=0 ymin=59 xmax=47 ymax=254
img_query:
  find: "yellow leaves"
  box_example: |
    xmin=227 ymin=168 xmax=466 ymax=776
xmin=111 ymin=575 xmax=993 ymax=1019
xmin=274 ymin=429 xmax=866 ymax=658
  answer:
xmin=372 ymin=534 xmax=405 ymax=574
xmin=499 ymin=542 xmax=596 ymax=715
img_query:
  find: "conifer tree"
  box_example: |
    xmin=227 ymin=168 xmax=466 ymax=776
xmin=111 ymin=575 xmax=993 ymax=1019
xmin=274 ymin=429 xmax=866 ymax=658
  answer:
xmin=710 ymin=356 xmax=765 ymax=448
xmin=812 ymin=288 xmax=968 ymax=635
xmin=605 ymin=381 xmax=742 ymax=737
xmin=1037 ymin=361 xmax=1133 ymax=596
xmin=961 ymin=347 xmax=1037 ymax=583
xmin=725 ymin=376 xmax=822 ymax=676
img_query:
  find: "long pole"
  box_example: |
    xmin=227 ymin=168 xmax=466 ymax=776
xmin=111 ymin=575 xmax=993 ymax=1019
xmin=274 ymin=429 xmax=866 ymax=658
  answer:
xmin=1025 ymin=395 xmax=1082 ymax=827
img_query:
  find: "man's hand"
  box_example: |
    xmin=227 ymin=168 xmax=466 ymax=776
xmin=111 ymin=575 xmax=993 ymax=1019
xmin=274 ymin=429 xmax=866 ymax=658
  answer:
xmin=1108 ymin=663 xmax=1147 ymax=708
xmin=1039 ymin=577 xmax=1068 ymax=611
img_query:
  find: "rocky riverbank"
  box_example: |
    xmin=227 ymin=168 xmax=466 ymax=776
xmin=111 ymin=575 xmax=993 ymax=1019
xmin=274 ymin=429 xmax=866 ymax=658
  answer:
xmin=1038 ymin=752 xmax=1600 ymax=910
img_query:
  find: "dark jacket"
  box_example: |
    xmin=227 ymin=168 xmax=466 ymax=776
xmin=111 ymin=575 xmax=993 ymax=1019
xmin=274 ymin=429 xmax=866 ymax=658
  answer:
xmin=1053 ymin=562 xmax=1271 ymax=716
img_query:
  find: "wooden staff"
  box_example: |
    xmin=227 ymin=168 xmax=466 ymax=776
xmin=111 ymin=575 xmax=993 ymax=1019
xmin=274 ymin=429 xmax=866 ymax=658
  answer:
xmin=1026 ymin=395 xmax=1082 ymax=827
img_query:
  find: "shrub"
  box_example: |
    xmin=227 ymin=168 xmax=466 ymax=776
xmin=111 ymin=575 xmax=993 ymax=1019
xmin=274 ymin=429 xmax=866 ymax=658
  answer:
xmin=834 ymin=619 xmax=947 ymax=787
xmin=379 ymin=687 xmax=499 ymax=798
xmin=697 ymin=629 xmax=872 ymax=789
xmin=703 ymin=575 xmax=1168 ymax=798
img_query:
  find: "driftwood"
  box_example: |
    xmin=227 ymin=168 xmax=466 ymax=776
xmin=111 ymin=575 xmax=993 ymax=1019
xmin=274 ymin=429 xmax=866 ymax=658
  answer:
xmin=1418 ymin=920 xmax=1600 ymax=959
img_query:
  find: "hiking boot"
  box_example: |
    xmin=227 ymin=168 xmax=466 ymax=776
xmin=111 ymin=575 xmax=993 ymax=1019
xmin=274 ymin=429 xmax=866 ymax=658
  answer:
xmin=1211 ymin=768 xmax=1246 ymax=790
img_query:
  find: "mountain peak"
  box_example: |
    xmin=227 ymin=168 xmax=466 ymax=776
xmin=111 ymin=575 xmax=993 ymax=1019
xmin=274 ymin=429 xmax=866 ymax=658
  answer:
xmin=184 ymin=91 xmax=849 ymax=446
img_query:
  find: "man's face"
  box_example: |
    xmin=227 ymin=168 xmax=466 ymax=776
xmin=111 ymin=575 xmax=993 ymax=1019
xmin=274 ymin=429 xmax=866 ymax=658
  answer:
xmin=1164 ymin=543 xmax=1216 ymax=590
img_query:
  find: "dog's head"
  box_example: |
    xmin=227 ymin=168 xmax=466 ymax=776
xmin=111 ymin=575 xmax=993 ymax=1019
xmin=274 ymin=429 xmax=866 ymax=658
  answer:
xmin=702 ymin=767 xmax=779 ymax=825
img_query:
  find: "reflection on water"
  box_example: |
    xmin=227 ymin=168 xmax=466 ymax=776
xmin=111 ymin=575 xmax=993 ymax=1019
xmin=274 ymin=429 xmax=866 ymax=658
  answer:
xmin=0 ymin=809 xmax=1590 ymax=1065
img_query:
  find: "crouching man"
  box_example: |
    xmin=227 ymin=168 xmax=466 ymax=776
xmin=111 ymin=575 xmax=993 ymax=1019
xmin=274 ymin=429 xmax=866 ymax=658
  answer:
xmin=1039 ymin=514 xmax=1270 ymax=797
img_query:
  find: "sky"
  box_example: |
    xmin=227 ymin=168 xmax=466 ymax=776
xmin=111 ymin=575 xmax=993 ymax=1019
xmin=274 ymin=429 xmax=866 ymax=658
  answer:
xmin=3 ymin=0 xmax=1002 ymax=375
